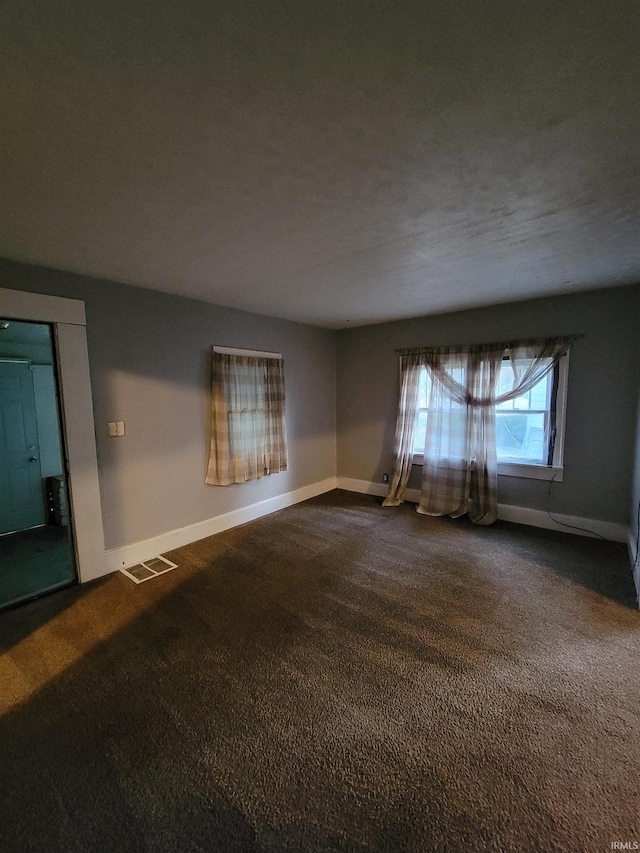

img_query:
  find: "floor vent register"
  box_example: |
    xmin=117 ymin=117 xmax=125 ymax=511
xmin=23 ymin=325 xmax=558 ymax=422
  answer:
xmin=120 ymin=555 xmax=178 ymax=584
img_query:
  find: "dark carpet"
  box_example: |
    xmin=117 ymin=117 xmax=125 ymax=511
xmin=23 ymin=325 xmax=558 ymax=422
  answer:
xmin=0 ymin=490 xmax=639 ymax=852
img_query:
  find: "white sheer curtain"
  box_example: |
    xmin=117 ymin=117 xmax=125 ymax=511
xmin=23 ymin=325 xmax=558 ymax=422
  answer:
xmin=417 ymin=344 xmax=503 ymax=523
xmin=383 ymin=337 xmax=574 ymax=524
xmin=382 ymin=352 xmax=422 ymax=506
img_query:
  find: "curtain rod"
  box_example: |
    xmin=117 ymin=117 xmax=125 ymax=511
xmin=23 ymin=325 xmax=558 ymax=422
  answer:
xmin=213 ymin=345 xmax=282 ymax=359
xmin=395 ymin=334 xmax=584 ymax=354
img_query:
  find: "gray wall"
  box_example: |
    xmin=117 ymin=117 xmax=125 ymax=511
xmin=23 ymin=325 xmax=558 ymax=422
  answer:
xmin=3 ymin=256 xmax=637 ymax=548
xmin=1 ymin=259 xmax=337 ymax=551
xmin=337 ymin=284 xmax=640 ymax=525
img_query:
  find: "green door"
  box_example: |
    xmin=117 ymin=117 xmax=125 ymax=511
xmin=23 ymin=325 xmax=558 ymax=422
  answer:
xmin=0 ymin=362 xmax=45 ymax=535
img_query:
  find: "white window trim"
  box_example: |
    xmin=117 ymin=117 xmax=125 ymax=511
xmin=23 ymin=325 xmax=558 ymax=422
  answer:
xmin=411 ymin=453 xmax=564 ymax=482
xmin=411 ymin=352 xmax=570 ymax=482
xmin=497 ymin=462 xmax=564 ymax=482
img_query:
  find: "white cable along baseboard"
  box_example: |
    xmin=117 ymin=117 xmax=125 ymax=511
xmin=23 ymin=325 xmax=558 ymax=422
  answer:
xmin=335 ymin=477 xmax=629 ymax=544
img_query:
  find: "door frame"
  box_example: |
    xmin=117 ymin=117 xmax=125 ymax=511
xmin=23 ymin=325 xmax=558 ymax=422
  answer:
xmin=0 ymin=286 xmax=106 ymax=582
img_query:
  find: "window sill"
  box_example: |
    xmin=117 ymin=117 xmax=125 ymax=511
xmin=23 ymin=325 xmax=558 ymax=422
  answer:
xmin=497 ymin=462 xmax=563 ymax=482
xmin=411 ymin=454 xmax=563 ymax=482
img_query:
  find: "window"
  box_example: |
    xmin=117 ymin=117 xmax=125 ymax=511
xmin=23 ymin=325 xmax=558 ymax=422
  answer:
xmin=413 ymin=354 xmax=568 ymax=481
xmin=205 ymin=347 xmax=287 ymax=486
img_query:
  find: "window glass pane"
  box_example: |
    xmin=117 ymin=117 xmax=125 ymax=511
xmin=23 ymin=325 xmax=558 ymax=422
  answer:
xmin=411 ymin=359 xmax=560 ymax=467
xmin=530 ymin=374 xmax=550 ymax=409
xmin=495 ymin=359 xmax=553 ymax=463
xmin=496 ymin=397 xmax=514 ymax=411
xmin=513 ymin=394 xmax=530 ymax=410
xmin=497 ymin=365 xmax=514 ymax=396
xmin=414 ymin=360 xmax=564 ymax=465
xmin=414 ymin=411 xmax=427 ymax=452
xmin=418 ymin=371 xmax=429 ymax=408
xmin=450 ymin=367 xmax=460 ymax=383
xmin=496 ymin=412 xmax=546 ymax=463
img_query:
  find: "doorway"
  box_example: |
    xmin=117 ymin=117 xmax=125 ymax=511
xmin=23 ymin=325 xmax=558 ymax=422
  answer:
xmin=0 ymin=320 xmax=76 ymax=608
xmin=0 ymin=286 xmax=106 ymax=589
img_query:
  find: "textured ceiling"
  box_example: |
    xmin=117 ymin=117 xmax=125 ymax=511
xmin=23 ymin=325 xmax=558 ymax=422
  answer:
xmin=1 ymin=1 xmax=639 ymax=328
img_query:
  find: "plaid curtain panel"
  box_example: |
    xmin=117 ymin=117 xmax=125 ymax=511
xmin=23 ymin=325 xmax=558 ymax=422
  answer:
xmin=384 ymin=337 xmax=574 ymax=525
xmin=417 ymin=345 xmax=503 ymax=524
xmin=382 ymin=353 xmax=422 ymax=507
xmin=206 ymin=351 xmax=287 ymax=486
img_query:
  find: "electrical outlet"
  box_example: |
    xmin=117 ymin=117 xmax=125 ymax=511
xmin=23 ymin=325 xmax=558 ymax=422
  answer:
xmin=108 ymin=421 xmax=126 ymax=437
xmin=383 ymin=473 xmax=389 ymax=483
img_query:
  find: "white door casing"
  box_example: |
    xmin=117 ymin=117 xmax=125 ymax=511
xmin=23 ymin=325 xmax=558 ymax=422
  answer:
xmin=0 ymin=286 xmax=107 ymax=582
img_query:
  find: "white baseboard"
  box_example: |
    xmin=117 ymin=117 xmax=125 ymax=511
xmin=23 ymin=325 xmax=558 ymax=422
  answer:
xmin=496 ymin=504 xmax=628 ymax=544
xmin=105 ymin=474 xmax=634 ymax=586
xmin=336 ymin=477 xmax=391 ymax=499
xmin=105 ymin=477 xmax=337 ymax=572
xmin=336 ymin=477 xmax=629 ymax=543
